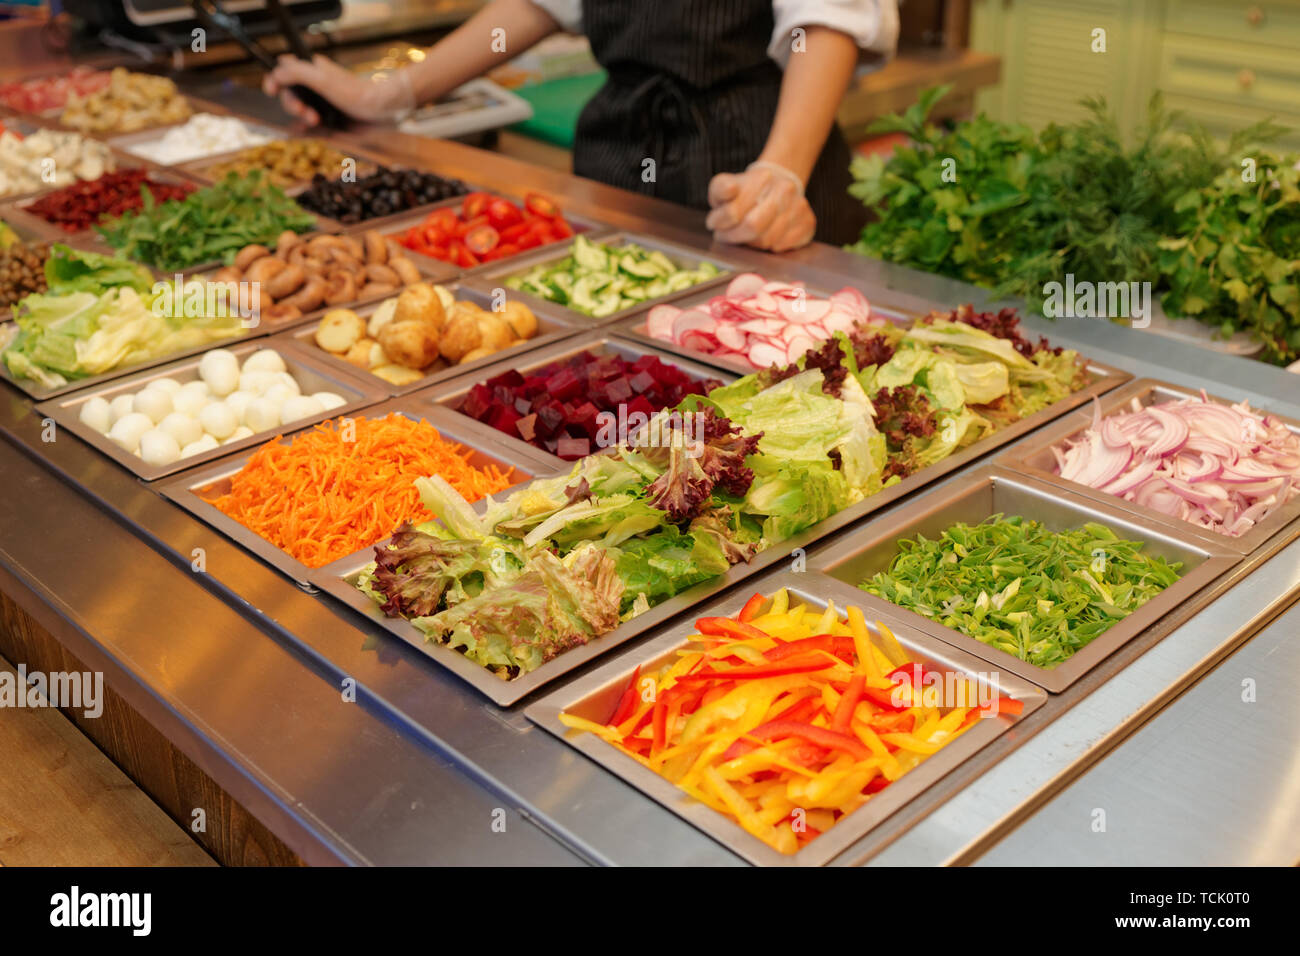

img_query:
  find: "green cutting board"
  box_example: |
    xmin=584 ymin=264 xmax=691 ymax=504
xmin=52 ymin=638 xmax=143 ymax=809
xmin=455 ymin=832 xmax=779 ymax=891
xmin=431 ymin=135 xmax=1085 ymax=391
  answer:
xmin=509 ymin=71 xmax=607 ymax=149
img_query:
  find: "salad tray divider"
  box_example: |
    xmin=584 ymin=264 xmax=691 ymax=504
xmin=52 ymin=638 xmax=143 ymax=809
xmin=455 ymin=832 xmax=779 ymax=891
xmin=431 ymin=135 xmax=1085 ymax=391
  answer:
xmin=992 ymin=378 xmax=1300 ymax=556
xmin=807 ymin=465 xmax=1240 ymax=693
xmin=523 ymin=570 xmax=1048 ymax=866
xmin=35 ymin=338 xmax=389 ymax=481
xmin=155 ymin=397 xmax=560 ymax=588
xmin=266 ymin=278 xmax=591 ymax=397
xmin=458 ymin=231 xmax=740 ymax=328
xmin=404 ymin=331 xmax=742 ymax=472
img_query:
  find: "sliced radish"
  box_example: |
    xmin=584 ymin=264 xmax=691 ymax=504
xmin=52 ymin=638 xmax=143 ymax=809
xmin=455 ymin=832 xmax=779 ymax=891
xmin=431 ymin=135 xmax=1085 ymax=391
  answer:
xmin=786 ymin=336 xmax=815 ymax=362
xmin=671 ymin=309 xmax=716 ymax=343
xmin=823 ymin=310 xmax=856 ymax=335
xmin=716 ymin=324 xmax=746 ymax=350
xmin=646 ymin=304 xmax=680 ymax=341
xmin=748 ymin=342 xmax=787 ymax=368
xmin=726 ymin=273 xmax=766 ymax=298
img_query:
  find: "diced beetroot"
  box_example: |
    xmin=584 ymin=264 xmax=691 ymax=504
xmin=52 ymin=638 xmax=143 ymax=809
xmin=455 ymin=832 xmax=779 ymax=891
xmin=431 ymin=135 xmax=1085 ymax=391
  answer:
xmin=462 ymin=383 xmax=494 ymax=420
xmin=488 ymin=404 xmax=521 ymax=434
xmin=514 ymin=396 xmax=532 ymax=415
xmin=516 ymin=412 xmax=538 ymax=442
xmin=629 ymin=370 xmax=655 ymax=394
xmin=546 ymin=366 xmax=583 ymax=402
xmin=605 ymin=376 xmax=633 ymax=405
xmin=627 ymin=394 xmax=655 ymax=419
xmin=536 ymin=400 xmax=566 ymax=436
xmin=487 ymin=369 xmax=525 ymax=389
xmin=556 ymin=435 xmax=590 ymax=459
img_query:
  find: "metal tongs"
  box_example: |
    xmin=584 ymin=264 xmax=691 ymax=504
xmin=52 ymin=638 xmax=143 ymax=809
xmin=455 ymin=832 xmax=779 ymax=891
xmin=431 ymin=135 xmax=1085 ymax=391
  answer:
xmin=189 ymin=0 xmax=349 ymax=128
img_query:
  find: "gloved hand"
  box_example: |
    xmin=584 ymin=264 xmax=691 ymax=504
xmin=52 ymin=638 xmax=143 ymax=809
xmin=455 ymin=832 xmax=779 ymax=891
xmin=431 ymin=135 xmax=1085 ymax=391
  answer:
xmin=262 ymin=54 xmax=415 ymax=127
xmin=705 ymin=160 xmax=816 ymax=253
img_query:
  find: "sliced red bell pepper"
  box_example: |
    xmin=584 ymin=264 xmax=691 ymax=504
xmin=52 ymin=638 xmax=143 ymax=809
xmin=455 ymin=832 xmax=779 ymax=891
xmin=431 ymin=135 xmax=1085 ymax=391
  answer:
xmin=695 ymin=617 xmax=772 ymax=642
xmin=762 ymin=634 xmax=854 ymax=663
xmin=737 ymin=720 xmax=870 ymax=761
xmin=832 ymin=674 xmax=866 ymax=733
xmin=607 ymin=666 xmax=641 ymax=726
xmin=863 ymin=775 xmax=890 ymax=795
xmin=675 ymin=655 xmax=833 ymax=683
xmin=737 ymin=593 xmax=766 ymax=622
xmin=721 ymin=694 xmax=821 ymax=762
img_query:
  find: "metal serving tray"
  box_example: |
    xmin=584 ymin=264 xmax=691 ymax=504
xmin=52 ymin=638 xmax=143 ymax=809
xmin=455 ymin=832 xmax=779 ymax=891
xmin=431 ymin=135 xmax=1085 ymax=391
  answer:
xmin=0 ymin=319 xmax=263 ymax=401
xmin=406 ymin=332 xmax=735 ymax=471
xmin=177 ymin=140 xmax=390 ymax=195
xmin=525 ymin=571 xmax=1048 ymax=866
xmin=609 ymin=276 xmax=925 ymax=375
xmin=291 ymin=172 xmax=482 ymax=237
xmin=36 ymin=340 xmax=387 ymax=481
xmin=106 ymin=114 xmax=287 ymax=166
xmin=186 ymin=233 xmax=459 ymax=336
xmin=0 ymin=164 xmax=206 ymax=245
xmin=994 ymin=378 xmax=1300 ymax=556
xmin=155 ymin=398 xmax=556 ymax=587
xmin=366 ymin=192 xmax=613 ymax=279
xmin=809 ymin=466 xmax=1239 ymax=693
xmin=269 ymin=281 xmax=587 ymax=397
xmin=460 ymin=231 xmax=738 ymax=327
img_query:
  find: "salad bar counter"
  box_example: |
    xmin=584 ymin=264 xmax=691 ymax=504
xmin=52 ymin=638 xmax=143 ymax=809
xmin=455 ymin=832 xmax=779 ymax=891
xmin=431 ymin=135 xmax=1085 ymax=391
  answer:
xmin=1 ymin=87 xmax=1299 ymax=866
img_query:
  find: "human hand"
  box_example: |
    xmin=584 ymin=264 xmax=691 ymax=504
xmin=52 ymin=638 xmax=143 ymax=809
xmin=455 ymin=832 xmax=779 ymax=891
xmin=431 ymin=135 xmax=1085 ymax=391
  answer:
xmin=262 ymin=54 xmax=415 ymax=126
xmin=705 ymin=161 xmax=816 ymax=253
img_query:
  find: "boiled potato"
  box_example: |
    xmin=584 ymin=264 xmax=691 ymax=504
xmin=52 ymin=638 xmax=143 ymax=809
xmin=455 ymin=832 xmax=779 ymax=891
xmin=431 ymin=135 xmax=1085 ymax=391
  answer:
xmin=315 ymin=309 xmax=365 ymax=353
xmin=378 ymin=319 xmax=439 ymax=369
xmin=393 ymin=283 xmax=445 ymax=331
xmin=344 ymin=337 xmax=378 ymax=369
xmin=500 ymin=300 xmax=538 ymax=339
xmin=439 ymin=312 xmax=482 ymax=363
xmin=371 ymin=363 xmax=426 ymax=386
xmin=460 ymin=347 xmax=499 ymax=363
xmin=432 ymin=284 xmax=455 ymax=313
xmin=476 ymin=313 xmax=516 ymax=352
xmin=367 ymin=298 xmax=398 ymax=338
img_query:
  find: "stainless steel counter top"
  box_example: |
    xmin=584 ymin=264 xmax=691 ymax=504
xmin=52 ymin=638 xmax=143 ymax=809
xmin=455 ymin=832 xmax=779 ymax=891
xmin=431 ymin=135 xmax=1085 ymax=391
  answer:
xmin=2 ymin=126 xmax=1298 ymax=866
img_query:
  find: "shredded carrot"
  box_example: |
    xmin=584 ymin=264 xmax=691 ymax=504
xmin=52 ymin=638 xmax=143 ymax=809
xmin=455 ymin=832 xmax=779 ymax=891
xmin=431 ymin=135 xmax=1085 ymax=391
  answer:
xmin=205 ymin=413 xmax=515 ymax=568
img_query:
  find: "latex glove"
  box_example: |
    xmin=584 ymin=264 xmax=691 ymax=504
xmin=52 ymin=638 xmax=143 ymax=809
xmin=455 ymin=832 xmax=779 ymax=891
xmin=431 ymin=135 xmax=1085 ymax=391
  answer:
xmin=706 ymin=161 xmax=816 ymax=253
xmin=262 ymin=54 xmax=415 ymax=127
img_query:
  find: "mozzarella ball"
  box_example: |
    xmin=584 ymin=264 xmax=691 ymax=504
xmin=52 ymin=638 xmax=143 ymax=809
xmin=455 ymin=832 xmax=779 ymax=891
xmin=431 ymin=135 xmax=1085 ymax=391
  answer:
xmin=109 ymin=394 xmax=136 ymax=425
xmin=311 ymin=391 xmax=347 ymax=411
xmin=238 ymin=370 xmax=276 ymax=395
xmin=198 ymin=349 xmax=240 ymax=394
xmin=138 ymin=428 xmax=182 ymax=466
xmin=223 ymin=425 xmax=254 ymax=444
xmin=78 ymin=396 xmax=112 ymax=434
xmin=133 ymin=387 xmax=173 ymax=424
xmin=173 ymin=382 xmax=210 ymax=416
xmin=158 ymin=411 xmax=203 ymax=448
xmin=198 ymin=402 xmax=238 ymax=440
xmin=243 ymin=398 xmax=281 ymax=433
xmin=222 ymin=390 xmax=254 ymax=422
xmin=280 ymin=395 xmax=324 ymax=423
xmin=180 ymin=434 xmax=220 ymax=457
xmin=108 ymin=412 xmax=154 ymax=453
xmin=262 ymin=383 xmax=298 ymax=407
xmin=242 ymin=349 xmax=286 ymax=374
xmin=148 ymin=377 xmax=183 ymax=395
xmin=273 ymin=371 xmax=301 ymax=394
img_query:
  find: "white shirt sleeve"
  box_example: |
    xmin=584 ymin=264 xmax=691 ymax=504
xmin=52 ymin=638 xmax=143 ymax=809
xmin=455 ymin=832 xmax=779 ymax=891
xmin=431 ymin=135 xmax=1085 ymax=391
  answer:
xmin=529 ymin=0 xmax=583 ymax=33
xmin=768 ymin=0 xmax=900 ymax=68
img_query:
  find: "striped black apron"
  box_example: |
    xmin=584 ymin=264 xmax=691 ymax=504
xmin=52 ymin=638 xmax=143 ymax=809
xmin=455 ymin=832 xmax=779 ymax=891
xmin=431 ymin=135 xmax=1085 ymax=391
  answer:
xmin=574 ymin=0 xmax=868 ymax=245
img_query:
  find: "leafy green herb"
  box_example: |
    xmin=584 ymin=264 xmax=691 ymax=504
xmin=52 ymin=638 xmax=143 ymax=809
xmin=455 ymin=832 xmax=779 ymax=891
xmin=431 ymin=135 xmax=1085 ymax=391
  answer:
xmin=96 ymin=170 xmax=315 ymax=271
xmin=850 ymin=86 xmax=1295 ymax=363
xmin=859 ymin=515 xmax=1183 ymax=669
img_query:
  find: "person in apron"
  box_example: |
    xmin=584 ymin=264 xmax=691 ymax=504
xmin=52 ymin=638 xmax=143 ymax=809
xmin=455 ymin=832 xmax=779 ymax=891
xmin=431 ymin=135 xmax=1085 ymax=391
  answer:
xmin=265 ymin=0 xmax=899 ymax=252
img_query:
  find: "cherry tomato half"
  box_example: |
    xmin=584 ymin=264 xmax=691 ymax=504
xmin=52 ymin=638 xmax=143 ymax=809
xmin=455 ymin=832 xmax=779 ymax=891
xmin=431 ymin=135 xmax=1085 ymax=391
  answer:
xmin=465 ymin=224 xmax=500 ymax=256
xmin=460 ymin=192 xmax=491 ymax=220
xmin=524 ymin=193 xmax=559 ymax=218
